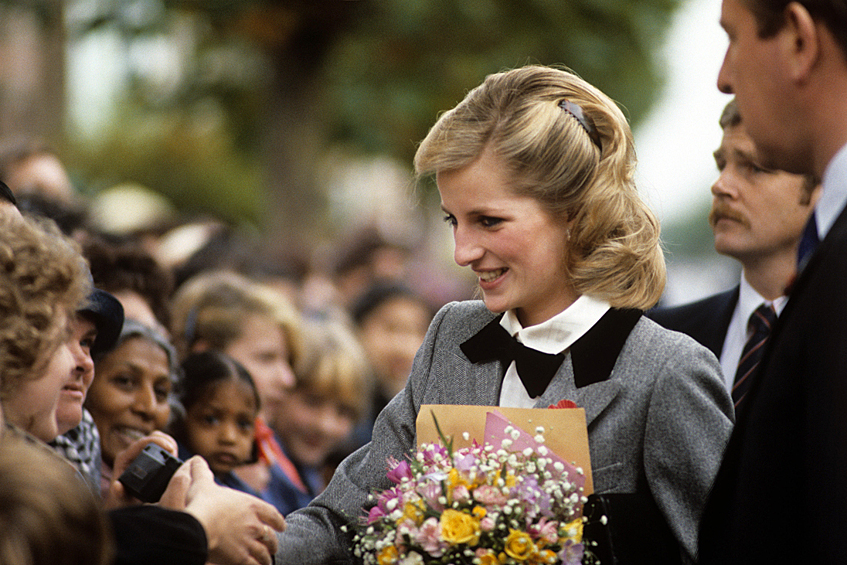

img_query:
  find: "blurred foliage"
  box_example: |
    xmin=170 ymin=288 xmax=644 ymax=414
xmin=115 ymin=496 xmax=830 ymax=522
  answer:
xmin=61 ymin=0 xmax=682 ymax=232
xmin=661 ymin=197 xmax=716 ymax=257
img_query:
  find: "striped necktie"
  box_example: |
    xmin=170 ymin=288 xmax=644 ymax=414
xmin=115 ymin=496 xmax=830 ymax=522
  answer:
xmin=732 ymin=303 xmax=777 ymax=409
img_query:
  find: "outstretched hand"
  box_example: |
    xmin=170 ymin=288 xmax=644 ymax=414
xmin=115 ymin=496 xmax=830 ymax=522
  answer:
xmin=167 ymin=456 xmax=286 ymax=565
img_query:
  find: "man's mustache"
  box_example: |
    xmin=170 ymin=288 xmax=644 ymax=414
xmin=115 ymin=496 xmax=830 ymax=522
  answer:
xmin=709 ymin=203 xmax=749 ymax=228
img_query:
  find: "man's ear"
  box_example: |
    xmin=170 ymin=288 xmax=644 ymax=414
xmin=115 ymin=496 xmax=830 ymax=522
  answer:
xmin=782 ymin=2 xmax=821 ymax=83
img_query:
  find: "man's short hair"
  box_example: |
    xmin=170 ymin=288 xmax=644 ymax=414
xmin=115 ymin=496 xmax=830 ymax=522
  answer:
xmin=743 ymin=0 xmax=847 ymax=60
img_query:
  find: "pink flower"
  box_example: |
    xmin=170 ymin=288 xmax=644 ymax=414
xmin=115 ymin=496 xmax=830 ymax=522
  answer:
xmin=452 ymin=485 xmax=470 ymax=503
xmin=387 ymin=459 xmax=413 ymax=484
xmin=367 ymin=505 xmax=386 ymax=525
xmin=474 ymin=485 xmax=507 ymax=506
xmin=415 ymin=517 xmax=445 ymax=557
xmin=529 ymin=518 xmax=559 ymax=544
xmin=479 ymin=517 xmax=495 ymax=532
xmin=416 ymin=481 xmax=444 ymax=511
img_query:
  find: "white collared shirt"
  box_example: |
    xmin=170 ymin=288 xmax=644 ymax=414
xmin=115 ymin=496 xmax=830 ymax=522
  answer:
xmin=719 ymin=275 xmax=787 ymax=393
xmin=814 ymin=141 xmax=847 ymax=240
xmin=498 ymin=295 xmax=611 ymax=408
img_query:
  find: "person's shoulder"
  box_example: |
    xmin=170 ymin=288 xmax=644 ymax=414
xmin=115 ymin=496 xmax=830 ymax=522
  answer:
xmin=633 ymin=314 xmax=720 ymax=359
xmin=429 ymin=300 xmax=496 ymax=334
xmin=646 ymin=287 xmax=738 ymax=332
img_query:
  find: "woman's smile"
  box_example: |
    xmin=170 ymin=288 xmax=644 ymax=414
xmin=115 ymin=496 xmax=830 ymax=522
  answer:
xmin=437 ymin=148 xmax=577 ymax=327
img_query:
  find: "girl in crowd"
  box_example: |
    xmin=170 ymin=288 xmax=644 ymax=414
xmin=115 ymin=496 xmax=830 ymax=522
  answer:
xmin=275 ymin=65 xmax=733 ymax=565
xmin=271 ymin=319 xmax=371 ymax=501
xmin=170 ymin=270 xmax=309 ymax=514
xmin=85 ymin=319 xmax=178 ymax=498
xmin=171 ymin=351 xmax=261 ymax=494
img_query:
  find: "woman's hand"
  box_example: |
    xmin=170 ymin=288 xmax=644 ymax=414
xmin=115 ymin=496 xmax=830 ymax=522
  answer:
xmin=166 ymin=456 xmax=286 ymax=565
xmin=103 ymin=431 xmax=179 ymax=509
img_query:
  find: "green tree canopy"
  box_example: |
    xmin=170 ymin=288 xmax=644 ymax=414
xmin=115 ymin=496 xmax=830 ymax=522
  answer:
xmin=64 ymin=0 xmax=681 ymax=241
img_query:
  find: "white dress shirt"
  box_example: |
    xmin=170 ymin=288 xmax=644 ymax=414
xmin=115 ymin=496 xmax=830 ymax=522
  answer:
xmin=815 ymin=141 xmax=847 ymax=240
xmin=498 ymin=295 xmax=610 ymax=407
xmin=719 ymin=276 xmax=787 ymax=393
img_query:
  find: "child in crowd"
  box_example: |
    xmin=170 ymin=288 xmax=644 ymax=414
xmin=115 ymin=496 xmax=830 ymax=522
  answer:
xmin=271 ymin=319 xmax=371 ymax=499
xmin=171 ymin=351 xmax=261 ymax=494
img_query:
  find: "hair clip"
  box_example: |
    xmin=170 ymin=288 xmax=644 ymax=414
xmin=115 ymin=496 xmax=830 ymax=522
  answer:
xmin=559 ymin=99 xmax=602 ymax=151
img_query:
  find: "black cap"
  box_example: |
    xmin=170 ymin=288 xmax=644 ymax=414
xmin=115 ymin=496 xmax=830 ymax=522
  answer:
xmin=78 ymin=289 xmax=125 ymax=357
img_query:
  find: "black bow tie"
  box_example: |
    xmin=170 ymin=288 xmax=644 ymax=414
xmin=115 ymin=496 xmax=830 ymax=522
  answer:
xmin=460 ymin=317 xmax=565 ymax=398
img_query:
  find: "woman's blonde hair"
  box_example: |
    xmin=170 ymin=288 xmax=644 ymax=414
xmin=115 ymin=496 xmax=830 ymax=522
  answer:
xmin=171 ymin=270 xmax=304 ymax=366
xmin=0 ymin=213 xmax=90 ymax=399
xmin=415 ymin=65 xmax=665 ymax=310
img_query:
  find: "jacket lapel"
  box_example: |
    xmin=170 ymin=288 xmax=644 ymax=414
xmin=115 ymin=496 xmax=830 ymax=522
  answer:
xmin=535 ymin=309 xmax=641 ymax=426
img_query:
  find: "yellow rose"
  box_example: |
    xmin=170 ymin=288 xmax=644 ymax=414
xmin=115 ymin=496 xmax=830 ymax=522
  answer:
xmin=402 ymin=500 xmax=424 ymax=525
xmin=476 ymin=549 xmax=499 ymax=565
xmin=561 ymin=518 xmax=584 ymax=542
xmin=504 ymin=529 xmax=537 ymax=561
xmin=537 ymin=549 xmax=558 ymax=564
xmin=440 ymin=509 xmax=482 ymax=546
xmin=377 ymin=545 xmax=399 ymax=565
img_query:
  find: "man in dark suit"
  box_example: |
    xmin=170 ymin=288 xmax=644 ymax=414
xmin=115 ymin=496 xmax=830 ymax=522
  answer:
xmin=698 ymin=0 xmax=847 ymax=562
xmin=649 ymin=99 xmax=817 ymax=399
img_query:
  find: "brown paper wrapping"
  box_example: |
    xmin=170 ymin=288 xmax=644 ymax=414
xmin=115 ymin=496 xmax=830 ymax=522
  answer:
xmin=416 ymin=404 xmax=593 ymax=494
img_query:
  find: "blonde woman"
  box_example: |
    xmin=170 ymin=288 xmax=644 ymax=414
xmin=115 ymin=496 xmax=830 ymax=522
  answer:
xmin=275 ymin=65 xmax=733 ymax=564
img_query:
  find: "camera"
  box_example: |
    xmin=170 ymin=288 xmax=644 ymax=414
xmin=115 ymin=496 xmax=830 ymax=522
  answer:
xmin=118 ymin=443 xmax=183 ymax=503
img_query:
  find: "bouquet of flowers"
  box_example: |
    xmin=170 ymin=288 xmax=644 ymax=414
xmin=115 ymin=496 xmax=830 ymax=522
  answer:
xmin=351 ymin=411 xmax=588 ymax=565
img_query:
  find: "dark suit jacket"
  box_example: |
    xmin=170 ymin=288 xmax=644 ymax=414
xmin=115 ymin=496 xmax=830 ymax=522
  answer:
xmin=646 ymin=287 xmax=739 ymax=359
xmin=699 ymin=203 xmax=847 ymax=564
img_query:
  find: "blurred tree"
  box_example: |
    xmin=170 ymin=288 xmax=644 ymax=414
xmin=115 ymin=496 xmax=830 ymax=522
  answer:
xmin=0 ymin=0 xmax=65 ymax=142
xmin=59 ymin=0 xmax=679 ymax=244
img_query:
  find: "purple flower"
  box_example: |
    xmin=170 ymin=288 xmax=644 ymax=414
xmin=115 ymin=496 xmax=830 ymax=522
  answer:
xmin=559 ymin=540 xmax=584 ymax=565
xmin=512 ymin=476 xmax=552 ymax=517
xmin=454 ymin=451 xmax=478 ymax=473
xmin=387 ymin=459 xmax=413 ymax=484
xmin=367 ymin=504 xmax=386 ymax=525
xmin=420 ymin=443 xmax=448 ymax=467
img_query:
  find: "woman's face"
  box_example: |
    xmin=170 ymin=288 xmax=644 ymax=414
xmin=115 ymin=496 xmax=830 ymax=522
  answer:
xmin=3 ymin=312 xmax=75 ymax=442
xmin=86 ymin=336 xmax=172 ymax=466
xmin=55 ymin=315 xmax=97 ymax=435
xmin=184 ymin=380 xmax=256 ymax=477
xmin=437 ymin=148 xmax=576 ymax=327
xmin=277 ymin=389 xmax=357 ymax=468
xmin=224 ymin=313 xmax=295 ymax=421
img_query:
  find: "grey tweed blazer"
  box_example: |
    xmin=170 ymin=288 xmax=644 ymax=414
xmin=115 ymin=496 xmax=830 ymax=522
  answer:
xmin=276 ymin=300 xmax=733 ymax=564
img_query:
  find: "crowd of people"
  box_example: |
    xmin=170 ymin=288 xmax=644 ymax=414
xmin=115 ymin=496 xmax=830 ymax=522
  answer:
xmin=4 ymin=0 xmax=847 ymax=561
xmin=0 ymin=143 xmax=438 ymax=564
